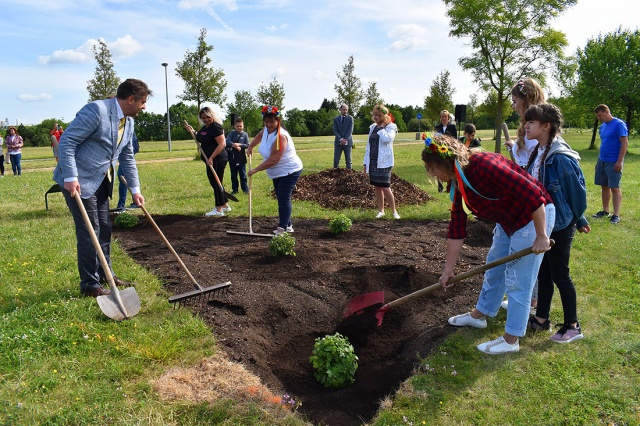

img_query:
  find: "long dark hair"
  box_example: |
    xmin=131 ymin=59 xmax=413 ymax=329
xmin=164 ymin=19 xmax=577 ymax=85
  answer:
xmin=523 ymin=103 xmax=563 ymax=172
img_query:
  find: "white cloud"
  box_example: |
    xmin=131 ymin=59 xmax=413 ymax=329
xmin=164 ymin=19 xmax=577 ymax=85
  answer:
xmin=109 ymin=35 xmax=144 ymax=59
xmin=39 ymin=49 xmax=88 ymax=65
xmin=179 ymin=0 xmax=238 ymax=11
xmin=17 ymin=93 xmax=53 ymax=102
xmin=38 ymin=36 xmax=142 ymax=65
xmin=387 ymin=24 xmax=429 ymax=51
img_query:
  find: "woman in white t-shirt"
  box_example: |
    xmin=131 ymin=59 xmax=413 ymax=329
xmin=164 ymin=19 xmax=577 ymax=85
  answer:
xmin=505 ymin=78 xmax=546 ymax=167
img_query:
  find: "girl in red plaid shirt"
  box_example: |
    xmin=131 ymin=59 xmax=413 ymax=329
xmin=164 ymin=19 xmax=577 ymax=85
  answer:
xmin=422 ymin=135 xmax=555 ymax=355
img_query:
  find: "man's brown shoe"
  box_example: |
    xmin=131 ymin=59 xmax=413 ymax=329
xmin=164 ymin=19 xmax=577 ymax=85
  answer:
xmin=82 ymin=286 xmax=111 ymax=298
xmin=101 ymin=276 xmax=135 ymax=287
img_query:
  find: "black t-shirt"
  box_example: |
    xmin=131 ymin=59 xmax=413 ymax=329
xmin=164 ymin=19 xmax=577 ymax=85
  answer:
xmin=197 ymin=122 xmax=228 ymax=160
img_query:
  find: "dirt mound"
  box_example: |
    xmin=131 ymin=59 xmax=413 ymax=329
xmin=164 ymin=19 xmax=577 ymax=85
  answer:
xmin=290 ymin=168 xmax=433 ymax=210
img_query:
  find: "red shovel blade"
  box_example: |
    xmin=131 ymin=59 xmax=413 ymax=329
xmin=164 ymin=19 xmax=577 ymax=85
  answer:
xmin=342 ymin=291 xmax=385 ymax=318
xmin=374 ymin=304 xmax=390 ymax=326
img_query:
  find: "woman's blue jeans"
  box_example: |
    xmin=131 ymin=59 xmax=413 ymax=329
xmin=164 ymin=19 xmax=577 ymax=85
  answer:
xmin=272 ymin=169 xmax=302 ymax=229
xmin=10 ymin=153 xmax=21 ymax=175
xmin=476 ymin=204 xmax=555 ymax=337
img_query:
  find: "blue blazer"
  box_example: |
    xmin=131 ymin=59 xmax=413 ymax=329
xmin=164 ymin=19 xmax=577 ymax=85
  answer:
xmin=333 ymin=114 xmax=354 ymax=146
xmin=54 ymin=98 xmax=139 ymax=198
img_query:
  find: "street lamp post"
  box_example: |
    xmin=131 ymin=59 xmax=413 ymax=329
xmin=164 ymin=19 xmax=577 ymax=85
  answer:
xmin=161 ymin=63 xmax=172 ymax=152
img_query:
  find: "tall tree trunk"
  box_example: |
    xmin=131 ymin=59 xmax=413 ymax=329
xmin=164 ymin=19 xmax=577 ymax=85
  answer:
xmin=494 ymin=100 xmax=505 ymax=153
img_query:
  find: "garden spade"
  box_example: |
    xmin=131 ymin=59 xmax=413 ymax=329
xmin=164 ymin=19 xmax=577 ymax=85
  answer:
xmin=74 ymin=193 xmax=140 ymax=321
xmin=184 ymin=120 xmax=239 ymax=202
xmin=343 ymin=241 xmax=554 ymax=327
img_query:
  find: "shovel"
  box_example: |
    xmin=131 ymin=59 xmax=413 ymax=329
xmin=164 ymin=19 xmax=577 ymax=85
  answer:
xmin=226 ymin=154 xmax=273 ymax=239
xmin=184 ymin=120 xmax=238 ymax=203
xmin=118 ymin=176 xmax=231 ymax=306
xmin=343 ymin=241 xmax=554 ymax=326
xmin=74 ymin=192 xmax=140 ymax=320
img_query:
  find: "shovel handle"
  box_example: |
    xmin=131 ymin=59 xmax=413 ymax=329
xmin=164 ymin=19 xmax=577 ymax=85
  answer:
xmin=73 ymin=192 xmax=130 ymax=318
xmin=119 ymin=176 xmax=203 ymax=292
xmin=384 ymin=240 xmax=554 ymax=310
xmin=184 ymin=120 xmax=238 ymax=202
xmin=248 ymin=153 xmax=253 ymax=233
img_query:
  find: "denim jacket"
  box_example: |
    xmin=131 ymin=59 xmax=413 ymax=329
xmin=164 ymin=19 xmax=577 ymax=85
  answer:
xmin=527 ymin=137 xmax=588 ymax=231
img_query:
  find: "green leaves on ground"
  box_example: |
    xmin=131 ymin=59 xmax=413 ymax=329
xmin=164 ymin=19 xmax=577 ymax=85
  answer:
xmin=309 ymin=333 xmax=358 ymax=388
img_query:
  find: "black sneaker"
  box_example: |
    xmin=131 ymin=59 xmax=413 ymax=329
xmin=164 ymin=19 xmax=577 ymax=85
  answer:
xmin=528 ymin=316 xmax=551 ymax=331
xmin=610 ymin=215 xmax=620 ymax=224
xmin=592 ymin=210 xmax=610 ymax=219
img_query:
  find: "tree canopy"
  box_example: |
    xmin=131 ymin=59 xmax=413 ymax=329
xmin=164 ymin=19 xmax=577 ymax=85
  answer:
xmin=334 ymin=56 xmax=364 ymax=116
xmin=256 ymin=78 xmax=286 ymax=110
xmin=175 ymin=28 xmax=227 ymax=112
xmin=424 ymin=70 xmax=455 ymax=122
xmin=226 ymin=90 xmax=262 ymax=135
xmin=444 ymin=0 xmax=575 ymax=151
xmin=86 ymin=39 xmax=120 ymax=102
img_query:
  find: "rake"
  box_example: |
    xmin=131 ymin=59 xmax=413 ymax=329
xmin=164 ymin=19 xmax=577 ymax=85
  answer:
xmin=119 ymin=176 xmax=231 ymax=307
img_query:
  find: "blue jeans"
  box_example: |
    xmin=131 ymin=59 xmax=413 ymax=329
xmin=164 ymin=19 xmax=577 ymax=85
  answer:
xmin=117 ymin=166 xmax=128 ymax=209
xmin=333 ymin=144 xmax=352 ymax=169
xmin=476 ymin=204 xmax=555 ymax=337
xmin=272 ymin=169 xmax=302 ymax=229
xmin=229 ymin=161 xmax=248 ymax=193
xmin=10 ymin=153 xmax=22 ymax=175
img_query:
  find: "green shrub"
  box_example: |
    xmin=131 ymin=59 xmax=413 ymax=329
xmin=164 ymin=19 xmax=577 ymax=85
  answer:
xmin=114 ymin=212 xmax=139 ymax=229
xmin=268 ymin=233 xmax=296 ymax=257
xmin=328 ymin=214 xmax=353 ymax=234
xmin=309 ymin=333 xmax=358 ymax=388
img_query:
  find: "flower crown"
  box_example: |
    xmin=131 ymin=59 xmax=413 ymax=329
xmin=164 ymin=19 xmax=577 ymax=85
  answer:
xmin=517 ymin=79 xmax=527 ymax=96
xmin=261 ymin=105 xmax=281 ymax=117
xmin=423 ymin=135 xmax=455 ymax=159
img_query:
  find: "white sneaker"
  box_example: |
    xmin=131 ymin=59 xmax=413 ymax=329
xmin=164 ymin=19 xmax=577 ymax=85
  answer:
xmin=393 ymin=211 xmax=401 ymax=219
xmin=273 ymin=227 xmax=286 ymax=235
xmin=500 ymin=300 xmax=509 ymax=310
xmin=477 ymin=336 xmax=519 ymax=354
xmin=222 ymin=205 xmax=232 ymax=213
xmin=375 ymin=211 xmax=385 ymax=219
xmin=205 ymin=209 xmax=224 ymax=217
xmin=448 ymin=312 xmax=487 ymax=329
xmin=286 ymin=226 xmax=294 ymax=233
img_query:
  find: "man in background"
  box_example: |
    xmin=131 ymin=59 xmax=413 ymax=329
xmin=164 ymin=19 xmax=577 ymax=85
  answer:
xmin=333 ymin=104 xmax=354 ymax=169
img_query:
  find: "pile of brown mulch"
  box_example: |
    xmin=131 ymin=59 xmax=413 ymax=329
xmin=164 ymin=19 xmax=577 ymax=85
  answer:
xmin=289 ymin=168 xmax=433 ymax=210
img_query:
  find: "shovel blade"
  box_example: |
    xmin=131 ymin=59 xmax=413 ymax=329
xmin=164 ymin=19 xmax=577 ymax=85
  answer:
xmin=97 ymin=287 xmax=141 ymax=321
xmin=342 ymin=291 xmax=385 ymax=318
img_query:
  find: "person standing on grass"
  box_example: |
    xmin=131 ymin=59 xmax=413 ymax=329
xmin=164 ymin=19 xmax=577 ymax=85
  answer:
xmin=0 ymin=132 xmax=5 ymax=177
xmin=225 ymin=117 xmax=250 ymax=194
xmin=433 ymin=110 xmax=458 ymax=192
xmin=523 ymin=103 xmax=589 ymax=343
xmin=364 ymin=104 xmax=400 ymax=220
xmin=333 ymin=103 xmax=354 ymax=169
xmin=422 ymin=134 xmax=554 ymax=355
xmin=247 ymin=105 xmax=303 ymax=235
xmin=53 ymin=78 xmax=150 ymax=297
xmin=5 ymin=126 xmax=24 ymax=176
xmin=184 ymin=106 xmax=230 ymax=217
xmin=591 ymin=104 xmax=628 ymax=224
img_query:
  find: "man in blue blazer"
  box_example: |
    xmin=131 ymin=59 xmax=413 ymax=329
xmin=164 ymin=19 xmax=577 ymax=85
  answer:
xmin=54 ymin=79 xmax=152 ymax=297
xmin=333 ymin=104 xmax=354 ymax=169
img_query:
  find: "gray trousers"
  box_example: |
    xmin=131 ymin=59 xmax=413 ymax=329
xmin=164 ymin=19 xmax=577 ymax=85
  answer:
xmin=333 ymin=143 xmax=353 ymax=169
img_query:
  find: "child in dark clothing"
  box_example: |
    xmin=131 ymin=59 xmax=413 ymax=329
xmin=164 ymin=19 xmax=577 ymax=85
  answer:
xmin=226 ymin=118 xmax=249 ymax=194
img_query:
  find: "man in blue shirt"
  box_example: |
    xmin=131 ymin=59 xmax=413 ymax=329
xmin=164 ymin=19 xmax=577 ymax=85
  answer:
xmin=591 ymin=104 xmax=628 ymax=224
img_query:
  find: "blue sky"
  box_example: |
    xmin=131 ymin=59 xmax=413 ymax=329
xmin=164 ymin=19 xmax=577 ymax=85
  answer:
xmin=1 ymin=0 xmax=637 ymax=125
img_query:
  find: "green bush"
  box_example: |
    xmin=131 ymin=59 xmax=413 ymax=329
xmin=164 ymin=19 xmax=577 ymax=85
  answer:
xmin=328 ymin=214 xmax=353 ymax=234
xmin=268 ymin=233 xmax=296 ymax=257
xmin=114 ymin=212 xmax=139 ymax=229
xmin=309 ymin=333 xmax=358 ymax=388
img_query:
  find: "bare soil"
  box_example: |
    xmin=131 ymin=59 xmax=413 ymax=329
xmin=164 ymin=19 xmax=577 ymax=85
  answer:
xmin=113 ymin=169 xmax=493 ymax=426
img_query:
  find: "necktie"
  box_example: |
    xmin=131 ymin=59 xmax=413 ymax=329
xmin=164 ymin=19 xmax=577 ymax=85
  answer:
xmin=341 ymin=116 xmax=344 ymax=125
xmin=108 ymin=118 xmax=126 ymax=182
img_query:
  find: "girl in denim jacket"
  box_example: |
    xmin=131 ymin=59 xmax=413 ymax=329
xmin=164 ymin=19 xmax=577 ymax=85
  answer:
xmin=524 ymin=103 xmax=590 ymax=344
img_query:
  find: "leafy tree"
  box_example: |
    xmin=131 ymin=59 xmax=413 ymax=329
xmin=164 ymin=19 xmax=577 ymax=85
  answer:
xmin=86 ymin=39 xmax=120 ymax=102
xmin=168 ymin=102 xmax=200 ymax=140
xmin=305 ymin=109 xmax=334 ymax=136
xmin=319 ymin=98 xmax=338 ymax=112
xmin=334 ymin=55 xmax=364 ymax=116
xmin=424 ymin=70 xmax=455 ymax=124
xmin=573 ymin=27 xmax=640 ymax=147
xmin=284 ymin=108 xmax=310 ymax=137
xmin=175 ymin=28 xmax=227 ymax=111
xmin=444 ymin=0 xmax=575 ymax=151
xmin=357 ymin=81 xmax=385 ymax=128
xmin=226 ymin=90 xmax=262 ymax=135
xmin=256 ymin=78 xmax=286 ymax=110
xmin=466 ymin=93 xmax=479 ymax=124
xmin=134 ymin=110 xmax=165 ymax=141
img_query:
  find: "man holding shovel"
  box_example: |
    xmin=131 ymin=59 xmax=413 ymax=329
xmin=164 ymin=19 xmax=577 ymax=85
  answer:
xmin=54 ymin=79 xmax=151 ymax=297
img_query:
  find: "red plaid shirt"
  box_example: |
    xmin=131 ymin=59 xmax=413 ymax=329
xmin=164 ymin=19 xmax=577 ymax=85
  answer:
xmin=448 ymin=152 xmax=552 ymax=239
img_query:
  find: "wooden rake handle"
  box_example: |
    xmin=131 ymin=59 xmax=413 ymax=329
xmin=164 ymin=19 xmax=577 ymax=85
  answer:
xmin=119 ymin=176 xmax=203 ymax=291
xmin=384 ymin=240 xmax=555 ymax=310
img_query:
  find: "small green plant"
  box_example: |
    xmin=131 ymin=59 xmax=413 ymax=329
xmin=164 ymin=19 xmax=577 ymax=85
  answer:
xmin=268 ymin=233 xmax=296 ymax=257
xmin=309 ymin=333 xmax=358 ymax=388
xmin=114 ymin=212 xmax=139 ymax=229
xmin=328 ymin=214 xmax=353 ymax=234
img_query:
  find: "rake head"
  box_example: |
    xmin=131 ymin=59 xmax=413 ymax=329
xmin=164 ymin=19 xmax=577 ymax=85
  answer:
xmin=169 ymin=281 xmax=231 ymax=308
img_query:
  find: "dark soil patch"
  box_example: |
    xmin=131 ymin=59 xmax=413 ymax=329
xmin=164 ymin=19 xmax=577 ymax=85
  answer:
xmin=113 ymin=169 xmax=493 ymax=426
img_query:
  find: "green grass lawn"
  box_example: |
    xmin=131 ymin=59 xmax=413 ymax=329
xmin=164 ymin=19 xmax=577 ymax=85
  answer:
xmin=1 ymin=131 xmax=638 ymax=425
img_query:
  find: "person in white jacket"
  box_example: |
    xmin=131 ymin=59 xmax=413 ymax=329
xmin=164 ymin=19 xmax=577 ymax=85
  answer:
xmin=363 ymin=104 xmax=400 ymax=219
